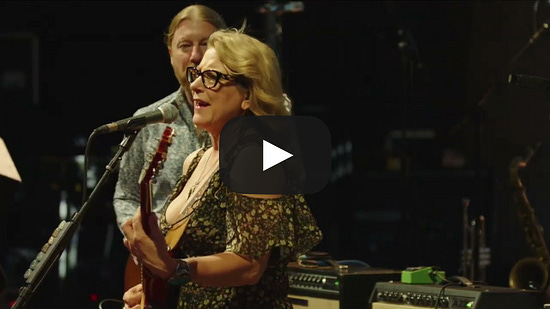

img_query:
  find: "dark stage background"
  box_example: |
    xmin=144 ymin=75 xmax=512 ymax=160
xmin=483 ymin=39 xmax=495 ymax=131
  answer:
xmin=1 ymin=1 xmax=550 ymax=308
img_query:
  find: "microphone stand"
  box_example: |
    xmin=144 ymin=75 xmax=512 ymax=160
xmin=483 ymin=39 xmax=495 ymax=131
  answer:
xmin=449 ymin=21 xmax=549 ymax=156
xmin=385 ymin=1 xmax=424 ymax=175
xmin=449 ymin=18 xmax=549 ymax=211
xmin=12 ymin=131 xmax=138 ymax=309
xmin=448 ymin=20 xmax=548 ymax=183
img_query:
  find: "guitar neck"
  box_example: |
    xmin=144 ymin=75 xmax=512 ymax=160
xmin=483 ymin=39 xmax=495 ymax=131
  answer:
xmin=128 ymin=126 xmax=174 ymax=308
xmin=140 ymin=182 xmax=154 ymax=234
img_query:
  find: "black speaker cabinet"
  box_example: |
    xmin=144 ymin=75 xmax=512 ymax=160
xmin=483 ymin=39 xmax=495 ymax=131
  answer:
xmin=287 ymin=262 xmax=401 ymax=309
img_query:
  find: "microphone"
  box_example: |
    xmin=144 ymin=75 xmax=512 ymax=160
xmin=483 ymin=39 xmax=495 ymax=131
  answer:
xmin=508 ymin=73 xmax=550 ymax=89
xmin=93 ymin=103 xmax=179 ymax=134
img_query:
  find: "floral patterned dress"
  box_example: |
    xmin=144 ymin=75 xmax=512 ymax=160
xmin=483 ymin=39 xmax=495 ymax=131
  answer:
xmin=159 ymin=147 xmax=322 ymax=308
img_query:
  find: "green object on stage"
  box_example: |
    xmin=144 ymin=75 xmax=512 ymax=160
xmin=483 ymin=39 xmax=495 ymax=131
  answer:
xmin=401 ymin=266 xmax=446 ymax=284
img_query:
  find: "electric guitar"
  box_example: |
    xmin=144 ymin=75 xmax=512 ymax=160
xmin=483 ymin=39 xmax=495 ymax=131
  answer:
xmin=124 ymin=126 xmax=175 ymax=309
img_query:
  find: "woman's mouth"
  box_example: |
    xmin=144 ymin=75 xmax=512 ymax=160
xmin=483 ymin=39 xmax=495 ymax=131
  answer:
xmin=194 ymin=99 xmax=210 ymax=108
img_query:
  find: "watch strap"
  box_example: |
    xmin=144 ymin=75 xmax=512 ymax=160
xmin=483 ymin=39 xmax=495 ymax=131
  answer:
xmin=168 ymin=259 xmax=191 ymax=285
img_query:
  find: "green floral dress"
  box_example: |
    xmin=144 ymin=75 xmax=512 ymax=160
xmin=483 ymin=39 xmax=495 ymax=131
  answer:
xmin=160 ymin=148 xmax=322 ymax=308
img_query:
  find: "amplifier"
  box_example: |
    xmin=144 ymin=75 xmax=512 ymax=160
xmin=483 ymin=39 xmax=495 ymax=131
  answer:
xmin=287 ymin=262 xmax=401 ymax=309
xmin=369 ymin=281 xmax=543 ymax=309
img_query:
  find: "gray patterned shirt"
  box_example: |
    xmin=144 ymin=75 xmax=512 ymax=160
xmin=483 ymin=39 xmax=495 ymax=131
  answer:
xmin=113 ymin=89 xmax=206 ymax=230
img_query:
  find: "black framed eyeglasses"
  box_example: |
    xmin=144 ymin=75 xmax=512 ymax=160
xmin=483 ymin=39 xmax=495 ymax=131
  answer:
xmin=186 ymin=67 xmax=235 ymax=89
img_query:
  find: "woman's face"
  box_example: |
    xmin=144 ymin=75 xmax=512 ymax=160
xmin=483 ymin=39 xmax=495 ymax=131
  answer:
xmin=190 ymin=48 xmax=249 ymax=136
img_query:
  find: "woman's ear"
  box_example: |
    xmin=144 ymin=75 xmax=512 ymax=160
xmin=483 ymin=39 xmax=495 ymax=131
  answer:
xmin=241 ymin=98 xmax=250 ymax=111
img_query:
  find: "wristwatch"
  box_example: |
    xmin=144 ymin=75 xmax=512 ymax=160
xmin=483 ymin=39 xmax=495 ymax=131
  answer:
xmin=168 ymin=259 xmax=191 ymax=285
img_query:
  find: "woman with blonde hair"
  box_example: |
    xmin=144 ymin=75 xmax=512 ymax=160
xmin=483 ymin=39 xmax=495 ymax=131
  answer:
xmin=122 ymin=29 xmax=321 ymax=308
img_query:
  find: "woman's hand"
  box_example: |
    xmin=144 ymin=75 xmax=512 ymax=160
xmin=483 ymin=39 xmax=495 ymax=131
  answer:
xmin=122 ymin=283 xmax=142 ymax=309
xmin=122 ymin=212 xmax=177 ymax=280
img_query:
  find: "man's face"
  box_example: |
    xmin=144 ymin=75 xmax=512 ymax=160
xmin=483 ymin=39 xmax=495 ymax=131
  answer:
xmin=168 ymin=19 xmax=217 ymax=89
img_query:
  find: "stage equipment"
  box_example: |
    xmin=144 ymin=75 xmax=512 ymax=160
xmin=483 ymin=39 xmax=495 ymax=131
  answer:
xmin=93 ymin=103 xmax=178 ymax=134
xmin=401 ymin=267 xmax=445 ymax=284
xmin=508 ymin=144 xmax=550 ymax=293
xmin=11 ymin=131 xmax=140 ymax=308
xmin=459 ymin=198 xmax=491 ymax=283
xmin=370 ymin=281 xmax=542 ymax=309
xmin=508 ymin=73 xmax=550 ymax=89
xmin=287 ymin=262 xmax=401 ymax=309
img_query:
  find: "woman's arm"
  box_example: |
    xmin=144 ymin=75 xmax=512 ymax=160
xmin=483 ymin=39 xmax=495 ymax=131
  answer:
xmin=123 ymin=209 xmax=272 ymax=287
xmin=185 ymin=251 xmax=271 ymax=287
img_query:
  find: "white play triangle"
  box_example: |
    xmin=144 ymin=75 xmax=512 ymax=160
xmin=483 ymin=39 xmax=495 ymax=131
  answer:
xmin=263 ymin=140 xmax=293 ymax=171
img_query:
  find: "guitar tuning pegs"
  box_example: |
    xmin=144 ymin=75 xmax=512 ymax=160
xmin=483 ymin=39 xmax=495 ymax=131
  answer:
xmin=152 ymin=166 xmax=162 ymax=175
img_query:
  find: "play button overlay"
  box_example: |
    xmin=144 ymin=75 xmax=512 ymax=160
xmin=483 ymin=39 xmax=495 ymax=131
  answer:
xmin=220 ymin=115 xmax=330 ymax=194
xmin=263 ymin=140 xmax=293 ymax=171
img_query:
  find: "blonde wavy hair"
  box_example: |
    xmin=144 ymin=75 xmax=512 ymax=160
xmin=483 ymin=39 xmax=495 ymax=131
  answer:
xmin=164 ymin=4 xmax=227 ymax=48
xmin=207 ymin=29 xmax=291 ymax=116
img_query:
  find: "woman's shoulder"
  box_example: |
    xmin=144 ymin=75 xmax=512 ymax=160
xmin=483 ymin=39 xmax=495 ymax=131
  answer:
xmin=186 ymin=147 xmax=205 ymax=162
xmin=183 ymin=147 xmax=208 ymax=175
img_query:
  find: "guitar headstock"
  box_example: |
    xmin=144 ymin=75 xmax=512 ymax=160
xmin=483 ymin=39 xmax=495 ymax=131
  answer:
xmin=139 ymin=126 xmax=176 ymax=185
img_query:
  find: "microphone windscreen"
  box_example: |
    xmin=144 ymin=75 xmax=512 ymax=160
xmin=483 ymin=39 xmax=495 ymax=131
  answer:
xmin=158 ymin=104 xmax=179 ymax=123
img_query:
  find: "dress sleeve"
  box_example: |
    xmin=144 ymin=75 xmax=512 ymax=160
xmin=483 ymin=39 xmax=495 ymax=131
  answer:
xmin=225 ymin=193 xmax=322 ymax=260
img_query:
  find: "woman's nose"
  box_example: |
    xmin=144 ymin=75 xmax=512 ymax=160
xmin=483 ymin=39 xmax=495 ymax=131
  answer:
xmin=190 ymin=76 xmax=204 ymax=92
